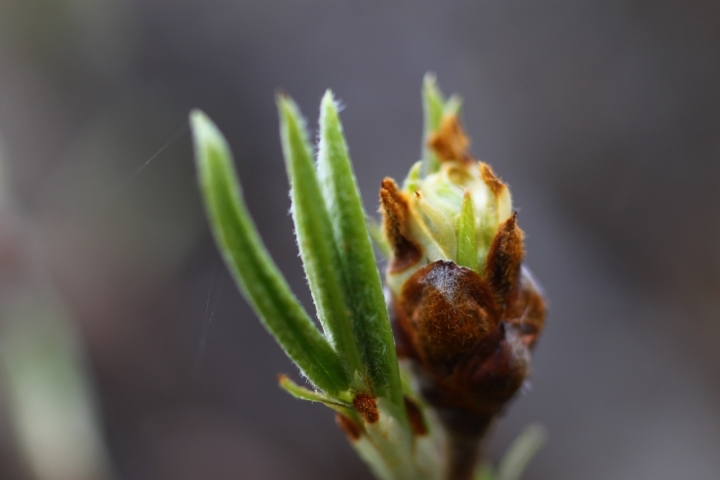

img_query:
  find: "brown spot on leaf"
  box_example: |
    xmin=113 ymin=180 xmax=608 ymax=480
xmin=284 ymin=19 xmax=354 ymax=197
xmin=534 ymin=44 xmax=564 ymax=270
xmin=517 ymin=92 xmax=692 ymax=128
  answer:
xmin=353 ymin=393 xmax=379 ymax=424
xmin=379 ymin=178 xmax=422 ymax=273
xmin=335 ymin=413 xmax=362 ymax=440
xmin=428 ymin=114 xmax=471 ymax=163
xmin=404 ymin=397 xmax=428 ymax=436
xmin=484 ymin=213 xmax=524 ymax=308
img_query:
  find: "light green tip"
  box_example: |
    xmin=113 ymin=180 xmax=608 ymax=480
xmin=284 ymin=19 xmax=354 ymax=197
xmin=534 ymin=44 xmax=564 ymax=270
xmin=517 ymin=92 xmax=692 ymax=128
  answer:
xmin=422 ymin=73 xmax=446 ymax=174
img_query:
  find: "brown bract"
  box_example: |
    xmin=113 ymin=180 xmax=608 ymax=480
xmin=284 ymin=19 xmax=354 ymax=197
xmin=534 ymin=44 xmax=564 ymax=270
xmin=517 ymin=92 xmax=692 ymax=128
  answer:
xmin=379 ymin=177 xmax=422 ymax=273
xmin=505 ymin=267 xmax=546 ymax=349
xmin=404 ymin=397 xmax=429 ymax=436
xmin=484 ymin=213 xmax=524 ymax=308
xmin=428 ymin=114 xmax=471 ymax=163
xmin=479 ymin=163 xmax=505 ymax=198
xmin=335 ymin=413 xmax=362 ymax=441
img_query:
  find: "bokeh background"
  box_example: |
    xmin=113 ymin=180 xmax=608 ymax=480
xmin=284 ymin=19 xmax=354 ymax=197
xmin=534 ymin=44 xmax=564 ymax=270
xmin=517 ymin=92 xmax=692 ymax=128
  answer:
xmin=1 ymin=1 xmax=720 ymax=479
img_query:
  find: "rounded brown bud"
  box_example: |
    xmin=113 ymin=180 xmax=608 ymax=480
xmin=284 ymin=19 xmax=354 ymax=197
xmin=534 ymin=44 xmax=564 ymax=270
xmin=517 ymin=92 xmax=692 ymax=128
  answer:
xmin=392 ymin=260 xmax=544 ymax=419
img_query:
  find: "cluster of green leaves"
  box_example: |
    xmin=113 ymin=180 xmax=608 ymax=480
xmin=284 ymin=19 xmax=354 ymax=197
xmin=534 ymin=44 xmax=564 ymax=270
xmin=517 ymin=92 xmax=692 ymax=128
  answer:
xmin=190 ymin=92 xmax=403 ymax=412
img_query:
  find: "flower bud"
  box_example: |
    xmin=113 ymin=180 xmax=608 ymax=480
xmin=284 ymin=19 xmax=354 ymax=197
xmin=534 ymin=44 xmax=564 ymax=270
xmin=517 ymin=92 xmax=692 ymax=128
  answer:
xmin=382 ymin=115 xmax=514 ymax=298
xmin=380 ymin=112 xmax=546 ymax=478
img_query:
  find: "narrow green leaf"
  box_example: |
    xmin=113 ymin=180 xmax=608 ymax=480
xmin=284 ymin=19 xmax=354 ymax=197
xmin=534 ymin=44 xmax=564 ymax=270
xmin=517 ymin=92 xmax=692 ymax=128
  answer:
xmin=278 ymin=375 xmax=355 ymax=415
xmin=422 ymin=73 xmax=445 ymax=174
xmin=456 ymin=190 xmax=479 ymax=272
xmin=316 ymin=91 xmax=404 ymax=410
xmin=277 ymin=96 xmax=364 ymax=377
xmin=190 ymin=110 xmax=348 ymax=394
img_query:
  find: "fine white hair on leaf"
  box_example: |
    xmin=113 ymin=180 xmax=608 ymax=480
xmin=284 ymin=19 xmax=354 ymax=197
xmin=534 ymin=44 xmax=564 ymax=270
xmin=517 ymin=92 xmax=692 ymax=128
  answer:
xmin=333 ymin=98 xmax=347 ymax=113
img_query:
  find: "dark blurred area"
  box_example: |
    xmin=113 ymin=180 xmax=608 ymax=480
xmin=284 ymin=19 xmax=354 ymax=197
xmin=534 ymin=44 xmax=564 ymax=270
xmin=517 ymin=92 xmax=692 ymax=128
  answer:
xmin=1 ymin=1 xmax=719 ymax=479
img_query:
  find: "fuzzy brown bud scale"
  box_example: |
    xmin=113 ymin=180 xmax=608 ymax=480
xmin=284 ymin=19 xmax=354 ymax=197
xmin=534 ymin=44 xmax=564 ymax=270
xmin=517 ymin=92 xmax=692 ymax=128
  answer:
xmin=392 ymin=261 xmax=545 ymax=417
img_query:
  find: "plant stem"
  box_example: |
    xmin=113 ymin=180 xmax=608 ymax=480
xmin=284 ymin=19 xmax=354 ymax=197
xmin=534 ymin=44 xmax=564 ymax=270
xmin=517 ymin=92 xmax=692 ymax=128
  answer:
xmin=437 ymin=409 xmax=493 ymax=480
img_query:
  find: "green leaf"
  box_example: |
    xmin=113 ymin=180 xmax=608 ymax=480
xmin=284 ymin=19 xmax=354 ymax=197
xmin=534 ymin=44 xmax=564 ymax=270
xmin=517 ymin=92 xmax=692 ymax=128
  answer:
xmin=277 ymin=96 xmax=364 ymax=377
xmin=422 ymin=73 xmax=445 ymax=174
xmin=278 ymin=374 xmax=355 ymax=415
xmin=497 ymin=424 xmax=547 ymax=480
xmin=456 ymin=190 xmax=479 ymax=272
xmin=190 ymin=110 xmax=348 ymax=394
xmin=316 ymin=91 xmax=404 ymax=409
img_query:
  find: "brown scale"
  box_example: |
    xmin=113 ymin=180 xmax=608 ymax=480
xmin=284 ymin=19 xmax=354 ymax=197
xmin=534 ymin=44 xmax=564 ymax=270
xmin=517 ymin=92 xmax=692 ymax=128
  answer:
xmin=484 ymin=213 xmax=525 ymax=309
xmin=379 ymin=178 xmax=422 ymax=273
xmin=336 ymin=413 xmax=362 ymax=441
xmin=428 ymin=115 xmax=472 ymax=164
xmin=403 ymin=397 xmax=429 ymax=436
xmin=479 ymin=162 xmax=505 ymax=198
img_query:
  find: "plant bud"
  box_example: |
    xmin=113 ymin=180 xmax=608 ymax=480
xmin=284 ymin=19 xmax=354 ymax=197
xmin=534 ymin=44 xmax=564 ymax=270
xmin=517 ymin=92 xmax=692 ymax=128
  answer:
xmin=380 ymin=112 xmax=546 ymax=478
xmin=382 ymin=115 xmax=514 ymax=298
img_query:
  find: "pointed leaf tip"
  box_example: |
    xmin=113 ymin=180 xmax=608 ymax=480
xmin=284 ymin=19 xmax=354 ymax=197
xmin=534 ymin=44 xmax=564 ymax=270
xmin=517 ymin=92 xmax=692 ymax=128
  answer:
xmin=322 ymin=88 xmax=335 ymax=104
xmin=423 ymin=71 xmax=438 ymax=88
xmin=190 ymin=110 xmax=224 ymax=160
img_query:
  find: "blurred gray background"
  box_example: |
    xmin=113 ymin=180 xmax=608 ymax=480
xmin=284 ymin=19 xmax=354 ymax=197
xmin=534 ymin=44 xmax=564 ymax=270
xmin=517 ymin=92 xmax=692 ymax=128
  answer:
xmin=1 ymin=1 xmax=719 ymax=479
